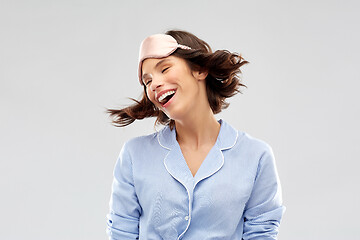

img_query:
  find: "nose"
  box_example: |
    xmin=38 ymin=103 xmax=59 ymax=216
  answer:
xmin=149 ymin=75 xmax=163 ymax=92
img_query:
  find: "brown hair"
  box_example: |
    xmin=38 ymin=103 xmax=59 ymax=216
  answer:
xmin=107 ymin=30 xmax=248 ymax=128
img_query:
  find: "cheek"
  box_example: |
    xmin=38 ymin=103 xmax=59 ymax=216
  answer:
xmin=167 ymin=71 xmax=179 ymax=82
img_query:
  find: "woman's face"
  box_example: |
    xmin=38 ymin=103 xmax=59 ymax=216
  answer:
xmin=142 ymin=55 xmax=207 ymax=121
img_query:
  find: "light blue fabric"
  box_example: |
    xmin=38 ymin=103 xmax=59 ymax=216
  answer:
xmin=106 ymin=119 xmax=285 ymax=240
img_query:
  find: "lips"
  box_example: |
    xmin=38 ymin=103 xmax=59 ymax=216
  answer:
xmin=156 ymin=89 xmax=177 ymax=106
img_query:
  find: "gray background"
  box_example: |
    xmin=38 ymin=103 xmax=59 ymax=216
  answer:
xmin=1 ymin=0 xmax=359 ymax=239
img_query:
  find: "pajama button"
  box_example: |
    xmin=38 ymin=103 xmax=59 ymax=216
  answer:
xmin=184 ymin=216 xmax=189 ymax=221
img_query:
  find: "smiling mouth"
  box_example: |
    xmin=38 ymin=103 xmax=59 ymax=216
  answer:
xmin=158 ymin=90 xmax=176 ymax=105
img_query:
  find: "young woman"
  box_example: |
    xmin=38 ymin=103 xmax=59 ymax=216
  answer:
xmin=106 ymin=30 xmax=285 ymax=240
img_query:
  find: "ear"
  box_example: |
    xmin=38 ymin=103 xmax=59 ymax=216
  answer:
xmin=193 ymin=70 xmax=208 ymax=81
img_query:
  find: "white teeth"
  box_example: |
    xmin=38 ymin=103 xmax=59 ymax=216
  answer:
xmin=158 ymin=90 xmax=175 ymax=103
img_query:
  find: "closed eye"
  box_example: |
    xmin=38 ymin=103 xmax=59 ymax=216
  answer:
xmin=144 ymin=79 xmax=152 ymax=86
xmin=161 ymin=67 xmax=170 ymax=73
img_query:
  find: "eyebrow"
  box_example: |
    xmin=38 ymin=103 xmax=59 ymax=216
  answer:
xmin=142 ymin=59 xmax=172 ymax=81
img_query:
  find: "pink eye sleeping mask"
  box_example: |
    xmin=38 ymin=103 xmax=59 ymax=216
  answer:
xmin=138 ymin=34 xmax=192 ymax=85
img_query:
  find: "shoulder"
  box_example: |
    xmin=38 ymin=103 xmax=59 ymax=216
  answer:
xmin=221 ymin=119 xmax=273 ymax=155
xmin=238 ymin=130 xmax=273 ymax=154
xmin=221 ymin=121 xmax=275 ymax=169
xmin=220 ymin=120 xmax=277 ymax=180
xmin=234 ymin=130 xmax=277 ymax=175
xmin=124 ymin=131 xmax=157 ymax=149
xmin=120 ymin=126 xmax=170 ymax=156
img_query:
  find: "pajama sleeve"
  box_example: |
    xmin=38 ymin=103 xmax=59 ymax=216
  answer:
xmin=242 ymin=146 xmax=285 ymax=240
xmin=106 ymin=143 xmax=141 ymax=240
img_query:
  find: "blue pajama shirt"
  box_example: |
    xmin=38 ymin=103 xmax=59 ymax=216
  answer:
xmin=106 ymin=119 xmax=285 ymax=239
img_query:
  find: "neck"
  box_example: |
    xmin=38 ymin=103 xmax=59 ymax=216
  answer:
xmin=174 ymin=109 xmax=220 ymax=149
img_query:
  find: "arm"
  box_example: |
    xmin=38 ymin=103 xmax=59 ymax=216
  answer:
xmin=106 ymin=143 xmax=141 ymax=240
xmin=242 ymin=147 xmax=285 ymax=240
